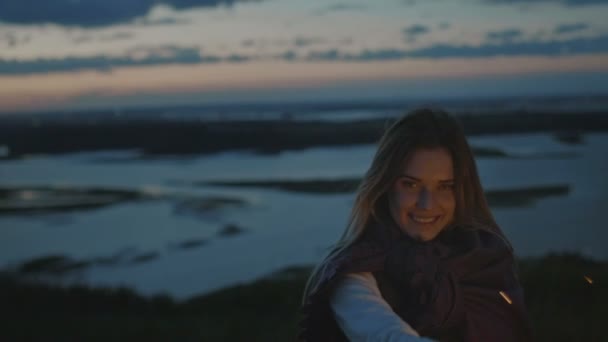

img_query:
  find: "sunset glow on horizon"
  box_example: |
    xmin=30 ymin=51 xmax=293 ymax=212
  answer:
xmin=1 ymin=0 xmax=608 ymax=113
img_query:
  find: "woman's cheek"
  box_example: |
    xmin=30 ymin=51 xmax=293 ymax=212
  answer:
xmin=438 ymin=191 xmax=456 ymax=208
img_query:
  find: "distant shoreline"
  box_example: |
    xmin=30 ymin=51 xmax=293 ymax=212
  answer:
xmin=1 ymin=110 xmax=608 ymax=159
xmin=2 ymin=93 xmax=607 ymax=117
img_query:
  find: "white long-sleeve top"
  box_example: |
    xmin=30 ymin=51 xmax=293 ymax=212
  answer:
xmin=329 ymin=272 xmax=436 ymax=342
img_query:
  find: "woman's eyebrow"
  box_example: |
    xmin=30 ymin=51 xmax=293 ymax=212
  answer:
xmin=399 ymin=174 xmax=454 ymax=183
xmin=400 ymin=174 xmax=421 ymax=181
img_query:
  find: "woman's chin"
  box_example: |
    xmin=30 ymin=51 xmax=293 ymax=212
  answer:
xmin=402 ymin=226 xmax=443 ymax=242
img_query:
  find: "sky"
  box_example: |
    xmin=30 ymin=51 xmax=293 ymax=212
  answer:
xmin=1 ymin=0 xmax=608 ymax=113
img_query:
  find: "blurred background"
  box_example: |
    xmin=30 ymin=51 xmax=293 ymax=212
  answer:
xmin=1 ymin=0 xmax=607 ymax=340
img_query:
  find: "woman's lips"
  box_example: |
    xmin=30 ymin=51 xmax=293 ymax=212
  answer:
xmin=408 ymin=213 xmax=440 ymax=224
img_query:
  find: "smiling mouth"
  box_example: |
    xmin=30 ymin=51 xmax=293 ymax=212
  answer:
xmin=409 ymin=214 xmax=440 ymax=224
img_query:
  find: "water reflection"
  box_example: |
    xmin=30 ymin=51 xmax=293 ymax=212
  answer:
xmin=0 ymin=186 xmax=147 ymax=215
xmin=173 ymin=197 xmax=249 ymax=221
xmin=217 ymin=223 xmax=247 ymax=237
xmin=0 ymin=133 xmax=606 ymax=298
xmin=176 ymin=176 xmax=570 ymax=207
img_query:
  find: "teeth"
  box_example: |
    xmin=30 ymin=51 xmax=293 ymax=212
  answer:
xmin=411 ymin=215 xmax=437 ymax=223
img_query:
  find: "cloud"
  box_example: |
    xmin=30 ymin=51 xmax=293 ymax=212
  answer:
xmin=239 ymin=38 xmax=283 ymax=48
xmin=306 ymin=48 xmax=410 ymax=62
xmin=294 ymin=36 xmax=326 ymax=47
xmin=0 ymin=0 xmax=261 ymax=27
xmin=486 ymin=29 xmax=523 ymax=43
xmin=313 ymin=3 xmax=368 ymax=15
xmin=1 ymin=31 xmax=31 ymax=48
xmin=308 ymin=49 xmax=342 ymax=61
xmin=278 ymin=50 xmax=298 ymax=61
xmin=302 ymin=34 xmax=608 ymax=61
xmin=72 ymin=35 xmax=94 ymax=45
xmin=403 ymin=24 xmax=431 ymax=42
xmin=403 ymin=35 xmax=608 ymax=58
xmin=135 ymin=17 xmax=190 ymax=27
xmin=241 ymin=36 xmax=329 ymax=48
xmin=100 ymin=32 xmax=135 ymax=42
xmin=4 ymin=34 xmax=608 ymax=75
xmin=554 ymin=23 xmax=589 ymax=34
xmin=72 ymin=32 xmax=135 ymax=45
xmin=483 ymin=0 xmax=608 ymax=6
xmin=0 ymin=45 xmax=251 ymax=75
xmin=403 ymin=25 xmax=430 ymax=35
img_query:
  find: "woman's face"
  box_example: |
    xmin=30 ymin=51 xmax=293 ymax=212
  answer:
xmin=388 ymin=147 xmax=456 ymax=242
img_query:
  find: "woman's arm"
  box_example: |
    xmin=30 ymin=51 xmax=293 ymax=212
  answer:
xmin=329 ymin=272 xmax=435 ymax=342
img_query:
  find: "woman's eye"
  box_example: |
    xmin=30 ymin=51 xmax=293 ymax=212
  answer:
xmin=400 ymin=180 xmax=417 ymax=188
xmin=439 ymin=183 xmax=455 ymax=191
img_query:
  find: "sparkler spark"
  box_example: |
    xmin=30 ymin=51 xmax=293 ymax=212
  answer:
xmin=499 ymin=291 xmax=512 ymax=304
xmin=584 ymin=275 xmax=593 ymax=284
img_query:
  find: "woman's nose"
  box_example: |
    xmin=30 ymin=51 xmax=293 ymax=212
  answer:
xmin=416 ymin=188 xmax=433 ymax=209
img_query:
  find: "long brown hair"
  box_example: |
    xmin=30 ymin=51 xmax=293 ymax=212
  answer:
xmin=303 ymin=108 xmax=508 ymax=300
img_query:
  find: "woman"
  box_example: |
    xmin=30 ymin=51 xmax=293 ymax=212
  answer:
xmin=300 ymin=108 xmax=532 ymax=341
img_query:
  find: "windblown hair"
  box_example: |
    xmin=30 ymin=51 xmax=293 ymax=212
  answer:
xmin=303 ymin=108 xmax=508 ymax=300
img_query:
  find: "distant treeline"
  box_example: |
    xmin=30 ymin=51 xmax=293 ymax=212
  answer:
xmin=1 ymin=111 xmax=608 ymax=158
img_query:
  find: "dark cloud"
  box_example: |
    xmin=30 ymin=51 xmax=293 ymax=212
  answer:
xmin=352 ymin=49 xmax=409 ymax=61
xmin=4 ymin=34 xmax=607 ymax=75
xmin=224 ymin=54 xmax=249 ymax=62
xmin=483 ymin=0 xmax=608 ymax=6
xmin=242 ymin=39 xmax=255 ymax=47
xmin=308 ymin=49 xmax=341 ymax=61
xmin=136 ymin=17 xmax=190 ymax=27
xmin=303 ymin=34 xmax=608 ymax=61
xmin=554 ymin=23 xmax=589 ymax=34
xmin=403 ymin=24 xmax=430 ymax=42
xmin=403 ymin=24 xmax=430 ymax=36
xmin=239 ymin=38 xmax=285 ymax=48
xmin=1 ymin=31 xmax=30 ymax=48
xmin=306 ymin=48 xmax=404 ymax=62
xmin=313 ymin=3 xmax=368 ymax=15
xmin=338 ymin=37 xmax=354 ymax=46
xmin=279 ymin=50 xmax=297 ymax=61
xmin=404 ymin=35 xmax=608 ymax=58
xmin=0 ymin=46 xmax=252 ymax=75
xmin=240 ymin=36 xmax=327 ymax=48
xmin=486 ymin=29 xmax=523 ymax=42
xmin=72 ymin=32 xmax=135 ymax=45
xmin=294 ymin=36 xmax=326 ymax=47
xmin=0 ymin=0 xmax=261 ymax=27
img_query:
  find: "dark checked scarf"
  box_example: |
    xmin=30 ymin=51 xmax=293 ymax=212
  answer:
xmin=299 ymin=218 xmax=533 ymax=342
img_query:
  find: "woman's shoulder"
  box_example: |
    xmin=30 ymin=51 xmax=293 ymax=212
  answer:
xmin=308 ymin=226 xmax=393 ymax=299
xmin=443 ymin=224 xmax=512 ymax=254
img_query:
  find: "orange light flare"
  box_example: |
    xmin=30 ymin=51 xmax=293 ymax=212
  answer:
xmin=499 ymin=291 xmax=512 ymax=305
xmin=584 ymin=275 xmax=594 ymax=285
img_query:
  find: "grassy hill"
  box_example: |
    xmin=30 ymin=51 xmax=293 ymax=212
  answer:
xmin=1 ymin=253 xmax=606 ymax=341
